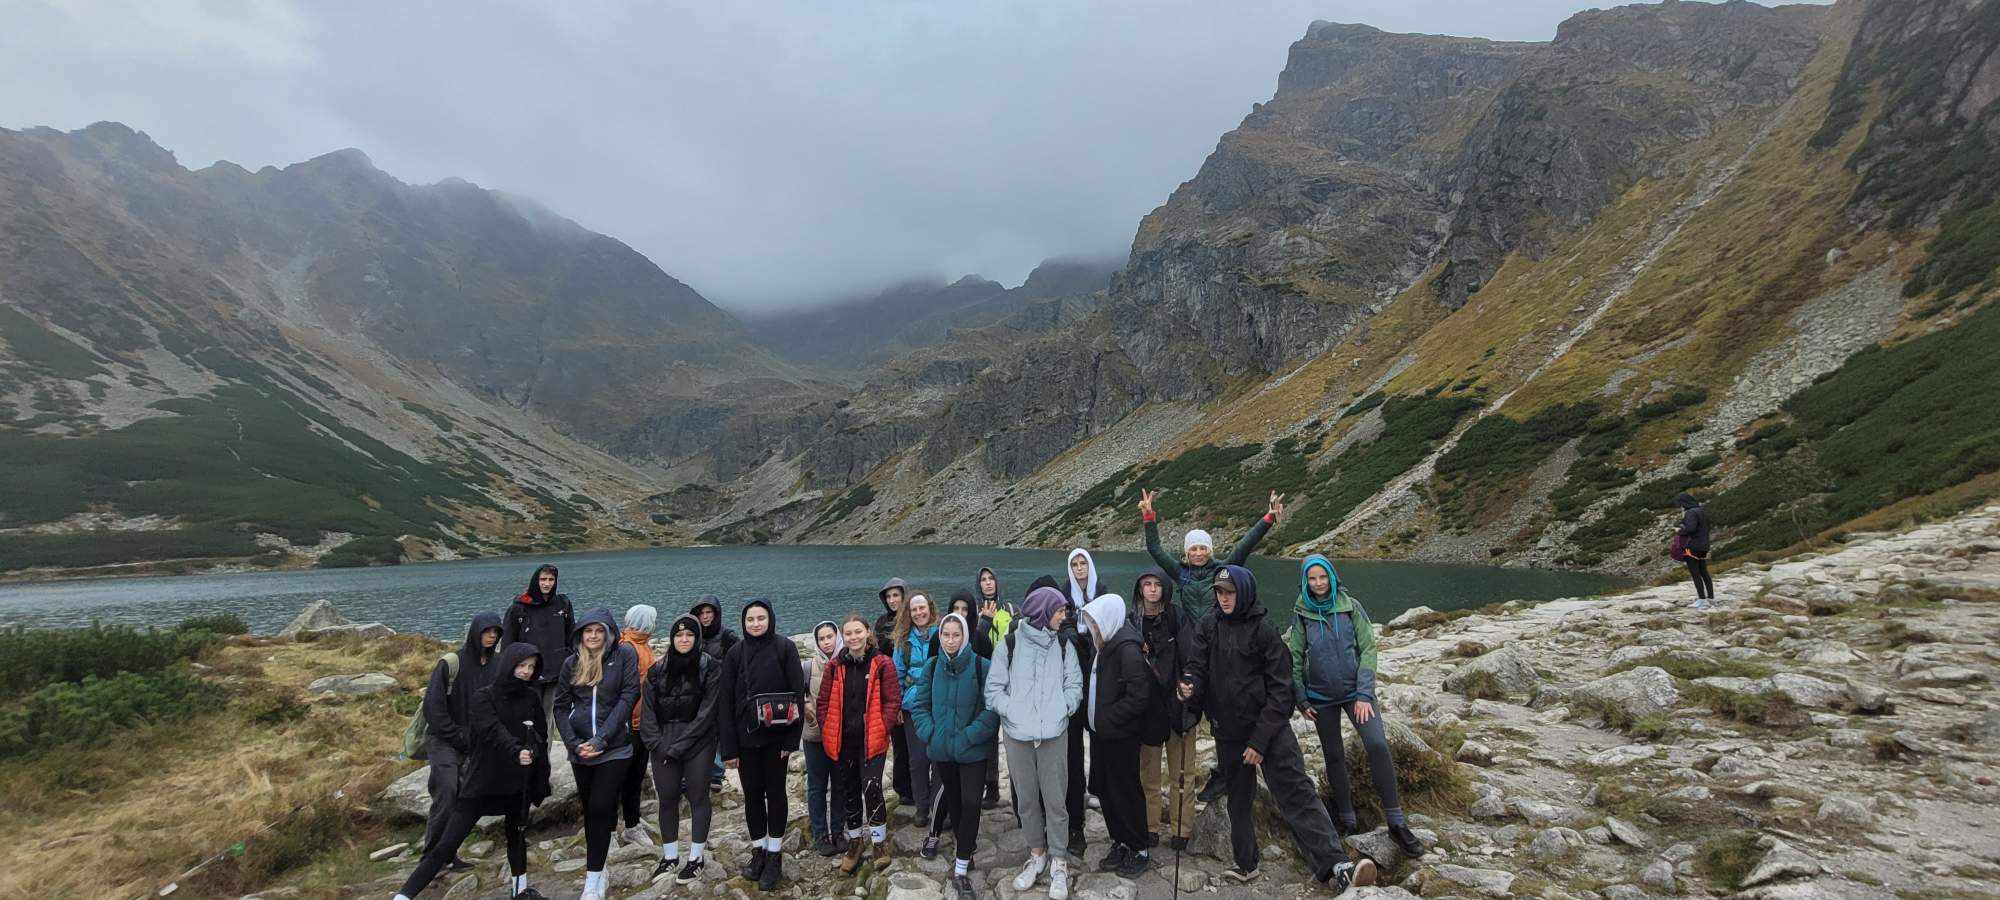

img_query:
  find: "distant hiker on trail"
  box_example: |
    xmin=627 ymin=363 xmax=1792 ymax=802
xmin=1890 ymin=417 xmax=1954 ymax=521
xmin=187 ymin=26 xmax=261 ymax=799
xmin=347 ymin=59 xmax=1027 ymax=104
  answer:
xmin=504 ymin=564 xmax=575 ymax=724
xmin=1139 ymin=489 xmax=1284 ymax=619
xmin=553 ymin=610 xmax=641 ymax=900
xmin=1674 ymin=492 xmax=1715 ymax=609
xmin=617 ymin=605 xmax=658 ymax=851
xmin=418 ymin=611 xmax=504 ymax=869
xmin=1178 ymin=565 xmax=1372 ymax=892
xmin=1060 ymin=549 xmax=1106 ymax=853
xmin=988 ymin=586 xmax=1083 ymax=900
xmin=1287 ymin=555 xmax=1426 ymax=860
xmin=819 ymin=613 xmax=901 ymax=875
xmin=910 ymin=612 xmax=999 ymax=898
xmin=639 ymin=614 xmax=721 ymax=886
xmin=802 ymin=620 xmax=848 ymax=857
xmin=394 ymin=642 xmax=551 ymax=900
xmin=893 ymin=592 xmax=942 ymax=827
xmin=719 ymin=599 xmax=806 ymax=893
xmin=1079 ymin=593 xmax=1153 ymax=879
xmin=876 ymin=577 xmax=913 ymax=802
xmin=1133 ymin=567 xmax=1199 ymax=849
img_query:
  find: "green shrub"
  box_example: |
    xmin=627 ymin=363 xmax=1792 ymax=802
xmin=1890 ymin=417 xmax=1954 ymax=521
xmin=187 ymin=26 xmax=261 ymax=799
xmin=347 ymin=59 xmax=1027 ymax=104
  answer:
xmin=316 ymin=535 xmax=404 ymax=569
xmin=1607 ymin=652 xmax=1772 ymax=681
xmin=0 ymin=668 xmax=219 ymax=756
xmin=0 ymin=621 xmax=227 ymax=694
xmin=1454 ymin=669 xmax=1508 ymax=701
xmin=1695 ymin=831 xmax=1766 ymax=889
xmin=1276 ymin=394 xmax=1481 ymax=544
xmin=174 ymin=613 xmax=249 ymax=636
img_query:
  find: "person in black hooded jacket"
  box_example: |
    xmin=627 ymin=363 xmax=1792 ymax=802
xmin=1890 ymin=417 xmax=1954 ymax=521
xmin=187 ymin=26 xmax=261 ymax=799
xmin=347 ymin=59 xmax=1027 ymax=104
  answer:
xmin=1675 ymin=492 xmax=1715 ymax=607
xmin=874 ymin=577 xmax=912 ymax=802
xmin=1080 ymin=594 xmax=1154 ymax=877
xmin=395 ymin=642 xmax=551 ymax=900
xmin=1178 ymin=565 xmax=1368 ymax=890
xmin=1133 ymin=568 xmax=1199 ymax=849
xmin=691 ymin=597 xmax=739 ymax=660
xmin=419 ymin=611 xmax=505 ymax=865
xmin=641 ymin=614 xmax=723 ymax=886
xmin=719 ymin=598 xmax=807 ymax=891
xmin=503 ymin=564 xmax=575 ymax=723
xmin=553 ymin=609 xmax=642 ymax=900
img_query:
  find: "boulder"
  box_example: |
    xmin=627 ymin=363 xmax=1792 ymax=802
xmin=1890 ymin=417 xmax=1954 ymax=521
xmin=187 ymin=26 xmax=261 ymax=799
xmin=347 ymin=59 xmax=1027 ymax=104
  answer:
xmin=1900 ymin=666 xmax=1985 ymax=687
xmin=301 ymin=622 xmax=397 ymax=641
xmin=1604 ymin=816 xmax=1650 ymax=848
xmin=379 ymin=740 xmax=578 ymax=826
xmin=1346 ymin=826 xmax=1410 ymax=871
xmin=1572 ymin=666 xmax=1680 ymax=718
xmin=1763 ymin=673 xmax=1850 ymax=709
xmin=884 ymin=871 xmax=945 ymax=900
xmin=308 ymin=673 xmax=397 ymax=695
xmin=1528 ymin=827 xmax=1584 ymax=860
xmin=1419 ymin=864 xmax=1515 ymax=897
xmin=1816 ymin=795 xmax=1873 ymax=829
xmin=1793 ymin=641 xmax=1863 ymax=665
xmin=1442 ymin=648 xmax=1541 ymax=698
xmin=1741 ymin=837 xmax=1821 ymax=887
xmin=280 ymin=600 xmax=351 ymax=637
xmin=1387 ymin=606 xmax=1437 ymax=629
xmin=1587 ymin=744 xmax=1658 ymax=768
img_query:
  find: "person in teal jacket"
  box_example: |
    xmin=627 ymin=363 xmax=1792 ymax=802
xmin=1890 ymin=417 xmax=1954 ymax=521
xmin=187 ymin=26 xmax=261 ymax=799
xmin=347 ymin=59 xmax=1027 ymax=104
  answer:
xmin=911 ymin=613 xmax=999 ymax=896
xmin=1283 ymin=555 xmax=1425 ymax=860
xmin=892 ymin=592 xmax=942 ymax=832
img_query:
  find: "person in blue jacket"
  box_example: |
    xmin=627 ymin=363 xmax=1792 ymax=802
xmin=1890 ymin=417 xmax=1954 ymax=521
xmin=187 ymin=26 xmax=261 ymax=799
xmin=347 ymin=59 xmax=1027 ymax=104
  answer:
xmin=893 ymin=592 xmax=942 ymax=825
xmin=911 ymin=612 xmax=1000 ymax=898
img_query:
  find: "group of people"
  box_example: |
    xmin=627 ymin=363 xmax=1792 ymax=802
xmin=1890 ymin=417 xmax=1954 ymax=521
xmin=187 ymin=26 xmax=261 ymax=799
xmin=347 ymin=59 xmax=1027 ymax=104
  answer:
xmin=393 ymin=491 xmax=1428 ymax=900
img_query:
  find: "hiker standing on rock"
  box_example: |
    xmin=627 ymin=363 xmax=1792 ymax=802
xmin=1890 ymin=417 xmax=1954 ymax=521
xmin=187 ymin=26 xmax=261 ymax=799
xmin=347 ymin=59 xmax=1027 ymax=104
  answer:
xmin=875 ymin=577 xmax=912 ymax=802
xmin=988 ymin=586 xmax=1083 ymax=900
xmin=1178 ymin=565 xmax=1372 ymax=891
xmin=616 ymin=605 xmax=658 ymax=851
xmin=1079 ymin=594 xmax=1155 ymax=879
xmin=417 ymin=611 xmax=504 ymax=869
xmin=1287 ymin=555 xmax=1426 ymax=860
xmin=819 ymin=613 xmax=901 ymax=875
xmin=894 ymin=592 xmax=943 ymax=829
xmin=973 ymin=566 xmax=1012 ymax=809
xmin=1133 ymin=568 xmax=1200 ymax=850
xmin=553 ymin=609 xmax=641 ymax=900
xmin=803 ymin=620 xmax=848 ymax=857
xmin=1675 ymin=492 xmax=1716 ymax=609
xmin=690 ymin=597 xmax=735 ymax=788
xmin=1061 ymin=549 xmax=1107 ymax=853
xmin=719 ymin=599 xmax=807 ymax=893
xmin=504 ymin=564 xmax=575 ymax=725
xmin=639 ymin=614 xmax=721 ymax=886
xmin=394 ymin=642 xmax=551 ymax=900
xmin=911 ymin=612 xmax=1000 ymax=898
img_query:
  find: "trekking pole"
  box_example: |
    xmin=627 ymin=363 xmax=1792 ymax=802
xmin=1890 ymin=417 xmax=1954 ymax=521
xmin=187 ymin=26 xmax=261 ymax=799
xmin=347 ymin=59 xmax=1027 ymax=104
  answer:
xmin=516 ymin=719 xmax=536 ymax=899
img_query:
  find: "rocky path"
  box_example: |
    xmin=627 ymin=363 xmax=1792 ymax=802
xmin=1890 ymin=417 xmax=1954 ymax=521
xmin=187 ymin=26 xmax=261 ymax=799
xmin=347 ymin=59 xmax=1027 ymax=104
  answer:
xmin=334 ymin=508 xmax=2000 ymax=900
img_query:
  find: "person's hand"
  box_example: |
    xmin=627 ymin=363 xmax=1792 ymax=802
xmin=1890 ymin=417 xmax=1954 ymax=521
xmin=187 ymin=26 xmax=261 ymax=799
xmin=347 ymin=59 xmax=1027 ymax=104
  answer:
xmin=518 ymin=749 xmax=533 ymax=766
xmin=1353 ymin=700 xmax=1375 ymax=725
xmin=1268 ymin=491 xmax=1285 ymax=519
xmin=980 ymin=599 xmax=998 ymax=618
xmin=1242 ymin=747 xmax=1264 ymax=766
xmin=1177 ymin=678 xmax=1194 ymax=701
xmin=726 ymin=758 xmax=739 ymax=770
xmin=1138 ymin=488 xmax=1158 ymax=517
xmin=1302 ymin=705 xmax=1318 ymax=722
xmin=779 ymin=751 xmax=791 ymax=762
xmin=578 ymin=741 xmax=600 ymax=759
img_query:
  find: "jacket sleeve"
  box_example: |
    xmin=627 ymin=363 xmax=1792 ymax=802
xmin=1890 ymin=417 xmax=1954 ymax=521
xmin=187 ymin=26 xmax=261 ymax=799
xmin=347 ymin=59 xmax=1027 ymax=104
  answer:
xmin=816 ymin=659 xmax=836 ymax=728
xmin=1102 ymin=643 xmax=1152 ymax=734
xmin=879 ymin=658 xmax=903 ymax=729
xmin=551 ymin=659 xmax=580 ymax=751
xmin=422 ymin=658 xmax=468 ymax=752
xmin=782 ymin=641 xmax=806 ymax=752
xmin=470 ymin=689 xmax=525 ymax=760
xmin=1248 ymin=624 xmax=1295 ymax=756
xmin=983 ymin=639 xmax=1011 ymax=721
xmin=717 ymin=653 xmax=741 ymax=760
xmin=1227 ymin=514 xmax=1275 ymax=566
xmin=1061 ymin=641 xmax=1084 ymax=717
xmin=966 ymin=658 xmax=999 ymax=748
xmin=679 ymin=658 xmax=723 ymax=760
xmin=1678 ymin=508 xmax=1699 ymax=537
xmin=561 ymin=600 xmax=576 ymax=652
xmin=909 ymin=658 xmax=938 ymax=748
xmin=638 ymin=667 xmax=663 ymax=753
xmin=1143 ymin=515 xmax=1182 ymax=575
xmin=502 ymin=605 xmax=522 ymax=645
xmin=594 ymin=645 xmax=641 ymax=749
xmin=1284 ymin=621 xmax=1309 ymax=710
xmin=1352 ymin=602 xmax=1379 ymax=704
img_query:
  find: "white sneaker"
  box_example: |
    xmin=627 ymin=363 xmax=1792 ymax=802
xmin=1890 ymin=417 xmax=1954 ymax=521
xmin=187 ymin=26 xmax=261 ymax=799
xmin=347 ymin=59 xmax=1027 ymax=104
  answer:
xmin=1693 ymin=598 xmax=1712 ymax=611
xmin=621 ymin=825 xmax=654 ymax=848
xmin=1048 ymin=860 xmax=1071 ymax=900
xmin=1013 ymin=853 xmax=1048 ymax=891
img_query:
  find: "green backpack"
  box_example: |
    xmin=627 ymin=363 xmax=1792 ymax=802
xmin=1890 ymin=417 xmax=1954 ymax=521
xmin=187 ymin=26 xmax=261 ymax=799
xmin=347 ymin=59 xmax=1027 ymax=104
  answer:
xmin=402 ymin=652 xmax=461 ymax=760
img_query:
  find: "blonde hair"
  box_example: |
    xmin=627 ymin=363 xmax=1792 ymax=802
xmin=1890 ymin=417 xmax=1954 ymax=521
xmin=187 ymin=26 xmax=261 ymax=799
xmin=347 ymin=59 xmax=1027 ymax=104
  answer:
xmin=893 ymin=593 xmax=934 ymax=652
xmin=571 ymin=624 xmax=608 ymax=687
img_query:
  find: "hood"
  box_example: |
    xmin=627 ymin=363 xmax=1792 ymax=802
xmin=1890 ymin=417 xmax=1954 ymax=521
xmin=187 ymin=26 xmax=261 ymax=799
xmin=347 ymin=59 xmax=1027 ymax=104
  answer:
xmin=1029 ymin=575 xmax=1061 ymax=595
xmin=1213 ymin=564 xmax=1264 ymax=622
xmin=1298 ymin=554 xmax=1342 ymax=618
xmin=975 ymin=567 xmax=1002 ymax=604
xmin=691 ymin=596 xmax=724 ymax=639
xmin=666 ymin=614 xmax=704 ymax=664
xmin=1079 ymin=594 xmax=1129 ymax=646
xmin=1675 ymin=492 xmax=1700 ymax=509
xmin=878 ymin=577 xmax=908 ymax=611
xmin=1022 ymin=586 xmax=1067 ymax=630
xmin=520 ymin=564 xmax=560 ymax=605
xmin=459 ymin=610 xmax=504 ymax=663
xmin=623 ymin=604 xmax=657 ymax=635
xmin=572 ymin=608 xmax=623 ymax=649
xmin=740 ymin=597 xmax=777 ymax=641
xmin=494 ymin=642 xmax=543 ymax=693
xmin=1133 ymin=568 xmax=1176 ymax=616
xmin=1065 ymin=548 xmax=1099 ymax=604
xmin=947 ymin=588 xmax=977 ymax=621
xmin=810 ymin=619 xmax=840 ymax=662
xmin=938 ymin=612 xmax=976 ymax=667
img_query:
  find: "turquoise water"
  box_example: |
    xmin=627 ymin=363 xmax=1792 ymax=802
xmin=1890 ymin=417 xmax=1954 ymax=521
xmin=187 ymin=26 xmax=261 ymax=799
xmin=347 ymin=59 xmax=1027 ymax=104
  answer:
xmin=0 ymin=544 xmax=1625 ymax=637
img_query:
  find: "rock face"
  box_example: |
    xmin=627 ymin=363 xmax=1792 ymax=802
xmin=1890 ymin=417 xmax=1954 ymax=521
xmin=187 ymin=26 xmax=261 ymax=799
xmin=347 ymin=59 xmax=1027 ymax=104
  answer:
xmin=280 ymin=600 xmax=351 ymax=638
xmin=1442 ymin=647 xmax=1542 ymax=697
xmin=1571 ymin=666 xmax=1679 ymax=718
xmin=307 ymin=673 xmax=398 ymax=695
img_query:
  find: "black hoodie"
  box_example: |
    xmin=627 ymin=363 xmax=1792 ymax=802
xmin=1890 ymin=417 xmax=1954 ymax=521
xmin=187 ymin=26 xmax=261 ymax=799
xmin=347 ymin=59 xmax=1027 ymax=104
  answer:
xmin=874 ymin=578 xmax=907 ymax=651
xmin=1133 ymin=568 xmax=1198 ymax=741
xmin=1082 ymin=597 xmax=1152 ymax=741
xmin=1675 ymin=492 xmax=1712 ymax=553
xmin=690 ymin=596 xmax=739 ymax=660
xmin=423 ymin=611 xmax=506 ymax=754
xmin=503 ymin=564 xmax=575 ymax=685
xmin=937 ymin=589 xmax=995 ymax=659
xmin=461 ymin=642 xmax=553 ymax=803
xmin=1183 ymin=565 xmax=1294 ymax=754
xmin=718 ymin=598 xmax=806 ymax=758
xmin=641 ymin=614 xmax=722 ymax=762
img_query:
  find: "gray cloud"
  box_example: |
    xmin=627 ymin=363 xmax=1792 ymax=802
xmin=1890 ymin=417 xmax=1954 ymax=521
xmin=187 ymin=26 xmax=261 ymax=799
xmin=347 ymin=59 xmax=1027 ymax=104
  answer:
xmin=0 ymin=0 xmax=1813 ymax=309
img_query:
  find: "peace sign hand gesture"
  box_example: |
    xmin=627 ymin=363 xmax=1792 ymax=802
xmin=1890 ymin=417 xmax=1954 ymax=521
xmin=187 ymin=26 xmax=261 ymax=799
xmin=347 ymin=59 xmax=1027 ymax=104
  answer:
xmin=1138 ymin=488 xmax=1159 ymax=517
xmin=1268 ymin=491 xmax=1286 ymax=519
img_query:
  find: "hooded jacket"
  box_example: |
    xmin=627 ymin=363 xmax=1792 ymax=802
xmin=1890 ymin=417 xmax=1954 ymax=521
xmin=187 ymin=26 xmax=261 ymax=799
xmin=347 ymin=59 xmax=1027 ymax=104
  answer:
xmin=975 ymin=567 xmax=1015 ymax=644
xmin=1676 ymin=493 xmax=1712 ymax=554
xmin=1081 ymin=595 xmax=1151 ymax=740
xmin=460 ymin=642 xmax=553 ymax=803
xmin=1133 ymin=568 xmax=1198 ymax=741
xmin=1142 ymin=511 xmax=1276 ymax=620
xmin=423 ymin=610 xmax=505 ymax=754
xmin=893 ymin=609 xmax=940 ymax=712
xmin=874 ymin=578 xmax=907 ymax=651
xmin=503 ymin=565 xmax=575 ymax=685
xmin=817 ymin=642 xmax=899 ymax=762
xmin=690 ymin=597 xmax=740 ymax=660
xmin=804 ymin=621 xmax=839 ymax=742
xmin=718 ymin=599 xmax=807 ymax=758
xmin=1059 ymin=556 xmax=1106 ymax=727
xmin=910 ymin=614 xmax=998 ymax=763
xmin=640 ymin=615 xmax=722 ymax=762
xmin=622 ymin=618 xmax=657 ymax=733
xmin=552 ymin=608 xmax=642 ymax=766
xmin=1183 ymin=565 xmax=1295 ymax=755
xmin=938 ymin=590 xmax=996 ymax=659
xmin=1284 ymin=555 xmax=1378 ymax=708
xmin=985 ymin=587 xmax=1084 ymax=742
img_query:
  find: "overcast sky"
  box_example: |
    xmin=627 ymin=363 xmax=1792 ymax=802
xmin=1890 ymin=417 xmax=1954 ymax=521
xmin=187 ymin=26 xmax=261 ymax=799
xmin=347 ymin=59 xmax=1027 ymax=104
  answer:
xmin=0 ymin=1 xmax=1805 ymax=310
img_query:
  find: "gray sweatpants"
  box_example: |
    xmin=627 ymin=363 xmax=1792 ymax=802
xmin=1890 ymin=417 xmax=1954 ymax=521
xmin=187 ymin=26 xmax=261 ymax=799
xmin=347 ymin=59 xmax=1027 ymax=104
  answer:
xmin=1004 ymin=735 xmax=1070 ymax=860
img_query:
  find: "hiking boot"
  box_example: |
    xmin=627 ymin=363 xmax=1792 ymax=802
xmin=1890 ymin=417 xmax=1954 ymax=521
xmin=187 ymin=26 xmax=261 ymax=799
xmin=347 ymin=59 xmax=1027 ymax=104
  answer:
xmin=921 ymin=833 xmax=941 ymax=860
xmin=513 ymin=888 xmax=549 ymax=900
xmin=951 ymin=872 xmax=977 ymax=898
xmin=872 ymin=838 xmax=893 ymax=863
xmin=813 ymin=833 xmax=838 ymax=857
xmin=1012 ymin=854 xmax=1048 ymax=891
xmin=1197 ymin=769 xmax=1227 ymax=803
xmin=740 ymin=847 xmax=768 ymax=881
xmin=675 ymin=858 xmax=705 ymax=885
xmin=838 ymin=839 xmax=867 ymax=875
xmin=1068 ymin=824 xmax=1088 ymax=854
xmin=1096 ymin=843 xmax=1128 ymax=873
xmin=757 ymin=851 xmax=783 ymax=891
xmin=445 ymin=856 xmax=474 ymax=872
xmin=1694 ymin=598 xmax=1712 ymax=611
xmin=1116 ymin=850 xmax=1151 ymax=878
xmin=1389 ymin=823 xmax=1428 ymax=858
xmin=1322 ymin=862 xmax=1354 ymax=892
xmin=1222 ymin=864 xmax=1260 ymax=883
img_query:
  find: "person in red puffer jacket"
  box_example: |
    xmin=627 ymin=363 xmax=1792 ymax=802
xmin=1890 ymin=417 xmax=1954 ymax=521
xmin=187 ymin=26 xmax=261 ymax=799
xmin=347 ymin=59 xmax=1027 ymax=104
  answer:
xmin=818 ymin=613 xmax=902 ymax=875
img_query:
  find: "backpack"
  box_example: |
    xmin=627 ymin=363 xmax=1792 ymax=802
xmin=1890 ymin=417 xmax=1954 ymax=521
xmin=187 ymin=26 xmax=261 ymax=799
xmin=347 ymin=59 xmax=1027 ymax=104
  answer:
xmin=402 ymin=652 xmax=462 ymax=760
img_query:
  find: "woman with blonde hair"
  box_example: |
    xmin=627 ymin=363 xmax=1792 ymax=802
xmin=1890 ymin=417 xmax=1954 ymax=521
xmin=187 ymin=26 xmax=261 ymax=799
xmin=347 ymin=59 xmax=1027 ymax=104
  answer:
xmin=553 ymin=609 xmax=642 ymax=900
xmin=892 ymin=592 xmax=941 ymax=827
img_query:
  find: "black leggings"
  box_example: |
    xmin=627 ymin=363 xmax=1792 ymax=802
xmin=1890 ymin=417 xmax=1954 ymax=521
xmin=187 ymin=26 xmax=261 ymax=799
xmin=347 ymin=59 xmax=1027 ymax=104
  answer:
xmin=399 ymin=796 xmax=527 ymax=897
xmin=929 ymin=760 xmax=984 ymax=860
xmin=573 ymin=756 xmax=632 ymax=870
xmin=839 ymin=752 xmax=888 ymax=833
xmin=738 ymin=743 xmax=790 ymax=840
xmin=654 ymin=743 xmax=716 ymax=844
xmin=1091 ymin=735 xmax=1146 ymax=851
xmin=620 ymin=735 xmax=649 ymax=828
xmin=1685 ymin=555 xmax=1714 ymax=600
xmin=1313 ymin=702 xmax=1403 ymax=830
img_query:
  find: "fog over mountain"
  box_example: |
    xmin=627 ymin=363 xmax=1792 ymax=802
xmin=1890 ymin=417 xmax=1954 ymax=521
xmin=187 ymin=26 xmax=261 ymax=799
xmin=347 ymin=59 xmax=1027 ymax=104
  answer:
xmin=0 ymin=0 xmax=1815 ymax=309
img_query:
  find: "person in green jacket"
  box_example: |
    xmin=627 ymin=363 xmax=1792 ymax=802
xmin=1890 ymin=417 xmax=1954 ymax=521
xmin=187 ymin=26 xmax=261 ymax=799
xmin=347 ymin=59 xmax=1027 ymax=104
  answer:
xmin=1284 ymin=554 xmax=1425 ymax=859
xmin=1138 ymin=489 xmax=1284 ymax=620
xmin=911 ymin=613 xmax=999 ymax=898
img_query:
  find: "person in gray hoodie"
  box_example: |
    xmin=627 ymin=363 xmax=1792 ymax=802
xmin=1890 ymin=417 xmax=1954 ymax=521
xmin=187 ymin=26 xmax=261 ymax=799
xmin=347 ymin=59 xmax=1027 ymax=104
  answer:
xmin=553 ymin=608 xmax=643 ymax=900
xmin=987 ymin=586 xmax=1084 ymax=899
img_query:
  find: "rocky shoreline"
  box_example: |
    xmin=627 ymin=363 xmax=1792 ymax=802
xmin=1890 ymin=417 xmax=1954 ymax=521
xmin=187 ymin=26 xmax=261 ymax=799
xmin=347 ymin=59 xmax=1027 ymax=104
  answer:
xmin=324 ymin=508 xmax=2000 ymax=900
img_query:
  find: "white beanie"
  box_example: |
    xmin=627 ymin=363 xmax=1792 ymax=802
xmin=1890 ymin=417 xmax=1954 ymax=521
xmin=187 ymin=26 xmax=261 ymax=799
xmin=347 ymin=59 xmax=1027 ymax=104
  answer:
xmin=1184 ymin=529 xmax=1214 ymax=554
xmin=623 ymin=604 xmax=658 ymax=633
